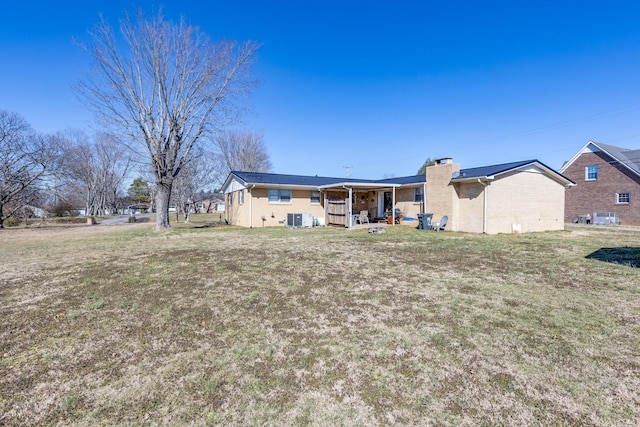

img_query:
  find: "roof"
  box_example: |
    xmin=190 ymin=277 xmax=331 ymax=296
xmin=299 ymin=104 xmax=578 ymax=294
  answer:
xmin=224 ymin=171 xmax=425 ymax=192
xmin=590 ymin=142 xmax=640 ymax=176
xmin=452 ymin=159 xmax=575 ymax=186
xmin=376 ymin=175 xmax=426 ymax=185
xmin=560 ymin=140 xmax=640 ymax=177
xmin=223 ymin=159 xmax=572 ymax=193
xmin=230 ymin=171 xmax=353 ymax=187
xmin=455 ymin=160 xmax=538 ymax=179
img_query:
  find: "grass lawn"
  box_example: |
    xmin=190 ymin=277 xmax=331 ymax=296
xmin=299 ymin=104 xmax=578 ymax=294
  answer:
xmin=1 ymin=216 xmax=639 ymax=426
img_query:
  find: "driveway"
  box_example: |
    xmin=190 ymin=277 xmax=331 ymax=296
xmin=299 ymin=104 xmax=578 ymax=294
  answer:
xmin=98 ymin=214 xmax=152 ymax=225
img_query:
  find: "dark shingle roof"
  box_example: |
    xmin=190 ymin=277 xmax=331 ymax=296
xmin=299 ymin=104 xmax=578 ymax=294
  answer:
xmin=231 ymin=171 xmax=364 ymax=186
xmin=454 ymin=160 xmax=537 ymax=179
xmin=453 ymin=159 xmax=574 ymax=185
xmin=375 ymin=175 xmax=426 ymax=185
xmin=231 ymin=171 xmax=425 ymax=187
xmin=594 ymin=142 xmax=640 ymax=176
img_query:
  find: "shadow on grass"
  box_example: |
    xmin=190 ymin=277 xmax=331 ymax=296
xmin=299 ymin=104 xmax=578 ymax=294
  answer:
xmin=586 ymin=247 xmax=640 ymax=268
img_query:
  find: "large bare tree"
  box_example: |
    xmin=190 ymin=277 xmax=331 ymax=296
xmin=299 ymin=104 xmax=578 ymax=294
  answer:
xmin=76 ymin=10 xmax=259 ymax=229
xmin=0 ymin=110 xmax=58 ymax=229
xmin=213 ymin=129 xmax=272 ymax=184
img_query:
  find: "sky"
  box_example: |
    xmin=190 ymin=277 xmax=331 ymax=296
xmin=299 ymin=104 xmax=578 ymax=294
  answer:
xmin=2 ymin=1 xmax=640 ymax=180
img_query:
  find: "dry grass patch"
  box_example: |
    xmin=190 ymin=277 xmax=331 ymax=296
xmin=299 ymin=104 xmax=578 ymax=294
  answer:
xmin=1 ymin=218 xmax=639 ymax=425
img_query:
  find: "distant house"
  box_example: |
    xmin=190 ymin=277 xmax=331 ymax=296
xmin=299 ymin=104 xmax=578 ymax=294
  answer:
xmin=23 ymin=205 xmax=46 ymax=218
xmin=221 ymin=157 xmax=574 ymax=233
xmin=194 ymin=194 xmax=225 ymax=213
xmin=560 ymin=141 xmax=640 ymax=226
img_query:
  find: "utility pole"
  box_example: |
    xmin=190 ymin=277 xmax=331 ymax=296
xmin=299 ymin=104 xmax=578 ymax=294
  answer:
xmin=343 ymin=165 xmax=352 ymax=178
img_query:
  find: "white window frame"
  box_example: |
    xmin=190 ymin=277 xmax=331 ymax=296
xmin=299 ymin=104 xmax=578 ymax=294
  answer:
xmin=616 ymin=192 xmax=631 ymax=204
xmin=310 ymin=191 xmax=321 ymax=204
xmin=414 ymin=187 xmax=424 ymax=203
xmin=268 ymin=189 xmax=292 ymax=204
xmin=238 ymin=189 xmax=245 ymax=205
xmin=228 ymin=192 xmax=233 ymax=205
xmin=585 ymin=165 xmax=598 ymax=181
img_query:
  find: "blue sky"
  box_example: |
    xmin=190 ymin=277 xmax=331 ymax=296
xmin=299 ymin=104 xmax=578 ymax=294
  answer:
xmin=2 ymin=1 xmax=640 ymax=179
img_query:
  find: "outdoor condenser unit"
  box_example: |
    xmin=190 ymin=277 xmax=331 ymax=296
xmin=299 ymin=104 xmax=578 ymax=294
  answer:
xmin=593 ymin=212 xmax=619 ymax=225
xmin=286 ymin=213 xmax=314 ymax=228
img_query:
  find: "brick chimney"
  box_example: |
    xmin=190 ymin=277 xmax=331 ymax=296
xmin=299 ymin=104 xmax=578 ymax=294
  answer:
xmin=426 ymin=157 xmax=460 ymax=230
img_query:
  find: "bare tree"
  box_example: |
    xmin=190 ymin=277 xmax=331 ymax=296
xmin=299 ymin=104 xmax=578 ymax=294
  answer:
xmin=213 ymin=129 xmax=272 ymax=184
xmin=76 ymin=9 xmax=259 ymax=230
xmin=0 ymin=110 xmax=58 ymax=228
xmin=58 ymin=130 xmax=130 ymax=216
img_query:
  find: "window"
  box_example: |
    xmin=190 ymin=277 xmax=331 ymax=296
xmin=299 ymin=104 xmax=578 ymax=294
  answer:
xmin=310 ymin=191 xmax=321 ymax=204
xmin=585 ymin=165 xmax=598 ymax=181
xmin=228 ymin=192 xmax=233 ymax=205
xmin=238 ymin=190 xmax=245 ymax=204
xmin=414 ymin=187 xmax=424 ymax=203
xmin=268 ymin=189 xmax=291 ymax=203
xmin=616 ymin=192 xmax=631 ymax=204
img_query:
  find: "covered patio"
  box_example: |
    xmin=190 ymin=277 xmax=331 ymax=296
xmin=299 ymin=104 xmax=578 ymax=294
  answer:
xmin=318 ymin=180 xmax=425 ymax=228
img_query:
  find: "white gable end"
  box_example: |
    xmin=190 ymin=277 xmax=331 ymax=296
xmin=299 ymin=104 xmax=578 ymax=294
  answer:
xmin=223 ymin=176 xmax=247 ymax=193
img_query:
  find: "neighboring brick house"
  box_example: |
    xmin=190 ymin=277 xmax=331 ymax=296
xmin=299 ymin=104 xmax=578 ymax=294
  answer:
xmin=560 ymin=141 xmax=640 ymax=226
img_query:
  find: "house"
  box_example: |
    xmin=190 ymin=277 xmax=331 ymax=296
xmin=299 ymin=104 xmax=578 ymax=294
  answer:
xmin=194 ymin=193 xmax=225 ymax=213
xmin=560 ymin=141 xmax=640 ymax=226
xmin=221 ymin=157 xmax=574 ymax=233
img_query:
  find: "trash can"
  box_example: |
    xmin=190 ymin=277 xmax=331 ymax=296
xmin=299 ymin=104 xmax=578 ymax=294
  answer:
xmin=417 ymin=213 xmax=433 ymax=230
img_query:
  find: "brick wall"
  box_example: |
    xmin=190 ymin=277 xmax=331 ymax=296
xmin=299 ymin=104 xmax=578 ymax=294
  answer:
xmin=563 ymin=151 xmax=640 ymax=225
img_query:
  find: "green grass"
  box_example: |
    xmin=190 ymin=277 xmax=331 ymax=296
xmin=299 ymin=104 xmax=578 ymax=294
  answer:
xmin=1 ymin=217 xmax=639 ymax=425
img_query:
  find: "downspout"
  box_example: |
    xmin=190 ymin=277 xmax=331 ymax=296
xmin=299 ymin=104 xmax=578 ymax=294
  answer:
xmin=423 ymin=182 xmax=427 ymax=213
xmin=477 ymin=178 xmax=488 ymax=233
xmin=323 ymin=190 xmax=328 ymax=226
xmin=248 ymin=184 xmax=255 ymax=228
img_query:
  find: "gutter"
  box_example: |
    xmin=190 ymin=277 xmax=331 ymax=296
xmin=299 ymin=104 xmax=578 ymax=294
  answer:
xmin=248 ymin=184 xmax=255 ymax=228
xmin=477 ymin=178 xmax=489 ymax=234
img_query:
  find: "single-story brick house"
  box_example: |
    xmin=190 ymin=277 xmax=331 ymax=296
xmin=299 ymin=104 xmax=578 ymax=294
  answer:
xmin=221 ymin=157 xmax=575 ymax=233
xmin=560 ymin=141 xmax=640 ymax=226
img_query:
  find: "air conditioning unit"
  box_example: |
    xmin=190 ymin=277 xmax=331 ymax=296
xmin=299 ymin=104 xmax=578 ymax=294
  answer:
xmin=287 ymin=213 xmax=314 ymax=228
xmin=593 ymin=212 xmax=619 ymax=225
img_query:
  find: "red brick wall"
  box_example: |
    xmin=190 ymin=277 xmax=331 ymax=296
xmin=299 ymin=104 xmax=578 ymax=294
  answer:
xmin=563 ymin=151 xmax=640 ymax=225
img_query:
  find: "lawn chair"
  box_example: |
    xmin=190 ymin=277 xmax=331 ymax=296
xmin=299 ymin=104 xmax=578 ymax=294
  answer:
xmin=431 ymin=215 xmax=448 ymax=231
xmin=358 ymin=210 xmax=370 ymax=224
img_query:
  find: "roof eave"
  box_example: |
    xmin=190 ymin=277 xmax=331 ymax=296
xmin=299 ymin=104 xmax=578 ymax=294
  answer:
xmin=451 ymin=176 xmax=494 ymax=183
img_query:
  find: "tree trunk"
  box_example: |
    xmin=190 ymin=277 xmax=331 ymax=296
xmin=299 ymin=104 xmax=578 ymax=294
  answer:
xmin=154 ymin=181 xmax=172 ymax=230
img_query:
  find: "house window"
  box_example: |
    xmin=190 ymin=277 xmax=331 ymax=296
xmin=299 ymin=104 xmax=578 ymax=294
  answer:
xmin=616 ymin=192 xmax=631 ymax=204
xmin=414 ymin=187 xmax=424 ymax=203
xmin=268 ymin=189 xmax=291 ymax=203
xmin=310 ymin=191 xmax=321 ymax=204
xmin=238 ymin=190 xmax=245 ymax=204
xmin=228 ymin=192 xmax=233 ymax=205
xmin=585 ymin=165 xmax=598 ymax=181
